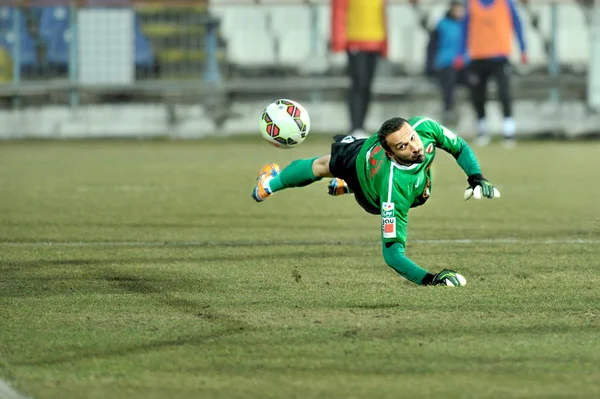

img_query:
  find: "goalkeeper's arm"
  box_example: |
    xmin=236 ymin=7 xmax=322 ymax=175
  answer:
xmin=382 ymin=242 xmax=466 ymax=286
xmin=381 ymin=241 xmax=436 ymax=285
xmin=452 ymin=137 xmax=482 ymax=177
xmin=451 ymin=139 xmax=500 ymax=200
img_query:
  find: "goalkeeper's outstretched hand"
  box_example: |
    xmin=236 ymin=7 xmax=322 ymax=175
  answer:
xmin=430 ymin=269 xmax=467 ymax=287
xmin=464 ymin=174 xmax=501 ymax=200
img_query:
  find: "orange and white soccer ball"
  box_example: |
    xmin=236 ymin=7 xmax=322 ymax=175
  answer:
xmin=259 ymin=99 xmax=311 ymax=149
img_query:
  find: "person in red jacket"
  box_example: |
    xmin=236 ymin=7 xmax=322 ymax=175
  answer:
xmin=332 ymin=0 xmax=387 ymax=138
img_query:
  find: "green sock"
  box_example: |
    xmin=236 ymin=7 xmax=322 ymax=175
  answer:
xmin=269 ymin=157 xmax=322 ymax=193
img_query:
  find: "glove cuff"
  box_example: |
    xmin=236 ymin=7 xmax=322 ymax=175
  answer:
xmin=421 ymin=272 xmax=436 ymax=286
xmin=467 ymin=173 xmax=486 ymax=186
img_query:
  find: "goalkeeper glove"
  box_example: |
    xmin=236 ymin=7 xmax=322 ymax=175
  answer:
xmin=464 ymin=174 xmax=501 ymax=200
xmin=428 ymin=269 xmax=467 ymax=287
xmin=328 ymin=178 xmax=352 ymax=196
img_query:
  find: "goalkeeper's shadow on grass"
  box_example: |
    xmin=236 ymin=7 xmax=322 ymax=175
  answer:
xmin=1 ymin=250 xmax=362 ymax=271
xmin=101 ymin=272 xmax=243 ymax=319
xmin=9 ymin=273 xmax=252 ymax=368
xmin=0 ymin=271 xmax=217 ymax=300
xmin=1 ymin=249 xmax=360 ymax=301
xmin=4 ymin=219 xmax=344 ymax=230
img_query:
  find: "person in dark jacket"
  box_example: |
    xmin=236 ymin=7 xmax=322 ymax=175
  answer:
xmin=425 ymin=0 xmax=466 ymax=126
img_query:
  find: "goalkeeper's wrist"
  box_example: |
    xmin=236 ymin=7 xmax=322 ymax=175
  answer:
xmin=468 ymin=173 xmax=486 ymax=186
xmin=421 ymin=272 xmax=436 ymax=286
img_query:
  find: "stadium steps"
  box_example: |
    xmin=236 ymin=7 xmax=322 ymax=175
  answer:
xmin=136 ymin=5 xmax=225 ymax=78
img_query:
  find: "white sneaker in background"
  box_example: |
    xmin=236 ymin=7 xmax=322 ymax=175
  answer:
xmin=503 ymin=138 xmax=517 ymax=149
xmin=476 ymin=135 xmax=491 ymax=147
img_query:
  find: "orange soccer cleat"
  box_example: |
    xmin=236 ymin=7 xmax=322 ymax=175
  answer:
xmin=251 ymin=163 xmax=280 ymax=202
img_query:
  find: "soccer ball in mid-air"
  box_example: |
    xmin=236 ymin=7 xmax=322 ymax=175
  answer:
xmin=260 ymin=99 xmax=310 ymax=149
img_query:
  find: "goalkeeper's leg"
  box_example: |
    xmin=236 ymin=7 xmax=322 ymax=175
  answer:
xmin=252 ymin=156 xmax=332 ymax=202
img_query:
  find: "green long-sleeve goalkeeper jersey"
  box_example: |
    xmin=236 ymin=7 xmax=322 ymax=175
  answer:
xmin=354 ymin=116 xmax=483 ymax=284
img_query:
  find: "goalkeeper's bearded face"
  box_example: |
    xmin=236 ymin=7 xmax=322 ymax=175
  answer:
xmin=384 ymin=123 xmax=425 ymax=165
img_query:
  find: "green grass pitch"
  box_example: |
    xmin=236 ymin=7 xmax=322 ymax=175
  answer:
xmin=1 ymin=136 xmax=599 ymax=399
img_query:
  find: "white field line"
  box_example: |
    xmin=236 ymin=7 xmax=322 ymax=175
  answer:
xmin=75 ymin=185 xmax=165 ymax=192
xmin=0 ymin=238 xmax=598 ymax=248
xmin=0 ymin=379 xmax=30 ymax=399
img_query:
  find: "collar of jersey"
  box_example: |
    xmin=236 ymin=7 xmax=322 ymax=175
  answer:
xmin=391 ymin=159 xmax=419 ymax=171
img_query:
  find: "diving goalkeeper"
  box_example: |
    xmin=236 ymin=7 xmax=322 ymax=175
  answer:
xmin=251 ymin=116 xmax=500 ymax=287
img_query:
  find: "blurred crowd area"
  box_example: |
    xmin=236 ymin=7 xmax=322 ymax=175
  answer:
xmin=0 ymin=0 xmax=595 ymax=84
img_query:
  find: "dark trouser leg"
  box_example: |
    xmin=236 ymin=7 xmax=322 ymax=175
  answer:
xmin=468 ymin=60 xmax=490 ymax=138
xmin=360 ymin=51 xmax=379 ymax=131
xmin=439 ymin=67 xmax=459 ymax=124
xmin=347 ymin=50 xmax=379 ymax=132
xmin=492 ymin=59 xmax=516 ymax=140
xmin=439 ymin=67 xmax=458 ymax=113
xmin=493 ymin=58 xmax=513 ymax=118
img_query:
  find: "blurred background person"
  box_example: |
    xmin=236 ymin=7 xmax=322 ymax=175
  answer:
xmin=332 ymin=0 xmax=388 ymax=138
xmin=425 ymin=0 xmax=466 ymax=127
xmin=454 ymin=0 xmax=527 ymax=147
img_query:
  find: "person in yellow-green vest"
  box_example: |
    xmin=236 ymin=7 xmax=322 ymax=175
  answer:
xmin=453 ymin=0 xmax=527 ymax=147
xmin=332 ymin=0 xmax=387 ymax=138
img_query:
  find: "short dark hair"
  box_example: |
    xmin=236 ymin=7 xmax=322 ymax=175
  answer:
xmin=378 ymin=117 xmax=409 ymax=152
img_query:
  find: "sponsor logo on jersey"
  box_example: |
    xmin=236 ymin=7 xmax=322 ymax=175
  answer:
xmin=381 ymin=202 xmax=394 ymax=218
xmin=368 ymin=145 xmax=384 ymax=178
xmin=382 ymin=217 xmax=396 ymax=238
xmin=426 ymin=143 xmax=434 ymax=153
